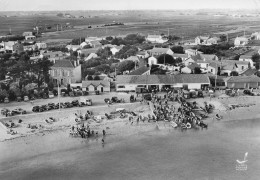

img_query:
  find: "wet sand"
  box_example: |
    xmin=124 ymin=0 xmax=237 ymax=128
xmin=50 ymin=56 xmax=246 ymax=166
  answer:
xmin=1 ymin=117 xmax=260 ymax=180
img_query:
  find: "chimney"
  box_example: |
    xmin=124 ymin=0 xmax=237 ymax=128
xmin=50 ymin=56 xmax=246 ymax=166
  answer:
xmin=74 ymin=60 xmax=77 ymax=67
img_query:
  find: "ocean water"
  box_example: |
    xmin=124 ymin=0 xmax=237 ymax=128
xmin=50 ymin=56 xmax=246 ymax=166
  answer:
xmin=1 ymin=119 xmax=260 ymax=180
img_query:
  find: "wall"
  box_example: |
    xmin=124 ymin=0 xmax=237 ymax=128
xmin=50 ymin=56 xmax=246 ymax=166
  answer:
xmin=116 ymin=84 xmax=137 ymax=92
xmin=73 ymin=65 xmax=82 ymax=83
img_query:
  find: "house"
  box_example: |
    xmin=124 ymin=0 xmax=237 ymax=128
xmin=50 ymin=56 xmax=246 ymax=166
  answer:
xmin=85 ymin=53 xmax=98 ymax=61
xmin=251 ymin=32 xmax=260 ymax=40
xmin=148 ymin=56 xmax=158 ymax=66
xmin=195 ymin=36 xmax=209 ymax=45
xmin=234 ymin=37 xmax=249 ymax=47
xmin=128 ymin=66 xmax=150 ymax=75
xmin=149 ymin=48 xmax=174 ymax=56
xmin=181 ymin=67 xmax=192 ymax=74
xmin=35 ymin=42 xmax=47 ymax=49
xmin=66 ymin=45 xmax=80 ymax=51
xmin=82 ymin=80 xmax=110 ymax=93
xmin=25 ymin=35 xmax=36 ymax=41
xmin=126 ymin=56 xmax=139 ymax=62
xmin=146 ymin=35 xmax=168 ymax=43
xmin=226 ymin=75 xmax=260 ymax=89
xmin=183 ymin=58 xmax=195 ymax=66
xmin=50 ymin=59 xmax=82 ymax=86
xmin=85 ymin=37 xmax=101 ymax=43
xmin=185 ymin=49 xmax=203 ymax=57
xmin=110 ymin=45 xmax=124 ymax=55
xmin=22 ymin=32 xmax=33 ymax=36
xmin=208 ymin=61 xmax=221 ymax=75
xmin=0 ymin=41 xmax=17 ymax=52
xmin=220 ymin=60 xmax=250 ymax=75
xmin=239 ymin=50 xmax=256 ymax=67
xmin=116 ymin=74 xmax=210 ymax=92
xmin=40 ymin=51 xmax=67 ymax=62
xmin=80 ymin=42 xmax=88 ymax=49
xmin=77 ymin=48 xmax=99 ymax=57
xmin=23 ymin=44 xmax=36 ymax=51
xmin=172 ymin=53 xmax=189 ymax=61
xmin=207 ymin=37 xmax=220 ymax=45
xmin=136 ymin=51 xmax=149 ymax=59
xmin=88 ymin=40 xmax=102 ymax=48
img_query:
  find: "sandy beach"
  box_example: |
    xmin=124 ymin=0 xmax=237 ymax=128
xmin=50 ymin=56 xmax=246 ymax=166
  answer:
xmin=1 ymin=94 xmax=260 ymax=180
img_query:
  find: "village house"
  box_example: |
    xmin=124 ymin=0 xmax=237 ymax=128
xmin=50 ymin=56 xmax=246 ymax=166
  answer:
xmin=40 ymin=51 xmax=67 ymax=62
xmin=22 ymin=32 xmax=33 ymax=37
xmin=110 ymin=45 xmax=124 ymax=55
xmin=50 ymin=59 xmax=82 ymax=86
xmin=149 ymin=47 xmax=174 ymax=56
xmin=172 ymin=53 xmax=189 ymax=61
xmin=181 ymin=63 xmax=201 ymax=74
xmin=85 ymin=37 xmax=101 ymax=43
xmin=195 ymin=36 xmax=210 ymax=45
xmin=35 ymin=42 xmax=47 ymax=49
xmin=116 ymin=74 xmax=210 ymax=92
xmin=82 ymin=80 xmax=110 ymax=93
xmin=66 ymin=45 xmax=80 ymax=51
xmin=239 ymin=50 xmax=256 ymax=67
xmin=184 ymin=49 xmax=203 ymax=57
xmin=251 ymin=32 xmax=260 ymax=40
xmin=148 ymin=56 xmax=158 ymax=66
xmin=88 ymin=40 xmax=102 ymax=48
xmin=0 ymin=41 xmax=17 ymax=53
xmin=241 ymin=68 xmax=258 ymax=76
xmin=25 ymin=35 xmax=36 ymax=41
xmin=84 ymin=53 xmax=99 ymax=61
xmin=146 ymin=35 xmax=168 ymax=43
xmin=12 ymin=43 xmax=24 ymax=54
xmin=234 ymin=37 xmax=249 ymax=47
xmin=226 ymin=75 xmax=260 ymax=89
xmin=126 ymin=56 xmax=139 ymax=62
xmin=136 ymin=51 xmax=149 ymax=59
xmin=77 ymin=48 xmax=99 ymax=57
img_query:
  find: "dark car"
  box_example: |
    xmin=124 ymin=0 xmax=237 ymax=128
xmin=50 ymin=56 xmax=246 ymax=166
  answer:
xmin=111 ymin=97 xmax=120 ymax=103
xmin=48 ymin=103 xmax=55 ymax=109
xmin=143 ymin=94 xmax=152 ymax=101
xmin=243 ymin=89 xmax=254 ymax=96
xmin=64 ymin=102 xmax=73 ymax=108
xmin=32 ymin=106 xmax=40 ymax=112
xmin=40 ymin=105 xmax=48 ymax=112
xmin=71 ymin=100 xmax=79 ymax=107
xmin=1 ymin=108 xmax=13 ymax=116
xmin=12 ymin=108 xmax=27 ymax=115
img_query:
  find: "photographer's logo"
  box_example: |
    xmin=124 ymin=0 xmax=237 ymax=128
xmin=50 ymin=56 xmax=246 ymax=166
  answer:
xmin=236 ymin=152 xmax=248 ymax=171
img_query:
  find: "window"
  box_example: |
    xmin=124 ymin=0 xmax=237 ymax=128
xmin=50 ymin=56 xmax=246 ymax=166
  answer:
xmin=94 ymin=87 xmax=97 ymax=91
xmin=118 ymin=85 xmax=125 ymax=88
xmin=241 ymin=66 xmax=244 ymax=70
xmin=211 ymin=69 xmax=213 ymax=72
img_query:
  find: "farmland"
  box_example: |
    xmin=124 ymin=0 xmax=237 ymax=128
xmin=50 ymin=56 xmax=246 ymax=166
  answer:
xmin=1 ymin=10 xmax=260 ymax=41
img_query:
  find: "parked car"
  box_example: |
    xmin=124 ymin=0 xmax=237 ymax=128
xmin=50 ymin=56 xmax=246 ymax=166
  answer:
xmin=4 ymin=97 xmax=9 ymax=103
xmin=17 ymin=96 xmax=22 ymax=102
xmin=71 ymin=100 xmax=79 ymax=107
xmin=243 ymin=89 xmax=254 ymax=96
xmin=95 ymin=90 xmax=100 ymax=95
xmin=32 ymin=106 xmax=40 ymax=112
xmin=64 ymin=102 xmax=73 ymax=108
xmin=24 ymin=96 xmax=29 ymax=102
xmin=143 ymin=94 xmax=152 ymax=101
xmin=1 ymin=108 xmax=12 ymax=116
xmin=86 ymin=99 xmax=92 ymax=106
xmin=40 ymin=105 xmax=48 ymax=112
xmin=48 ymin=103 xmax=55 ymax=109
xmin=111 ymin=97 xmax=121 ymax=103
xmin=49 ymin=93 xmax=54 ymax=98
xmin=12 ymin=108 xmax=27 ymax=115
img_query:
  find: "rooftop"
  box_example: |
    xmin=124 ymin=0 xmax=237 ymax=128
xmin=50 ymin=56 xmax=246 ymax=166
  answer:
xmin=52 ymin=60 xmax=74 ymax=68
xmin=128 ymin=66 xmax=150 ymax=75
xmin=82 ymin=80 xmax=110 ymax=87
xmin=227 ymin=75 xmax=260 ymax=83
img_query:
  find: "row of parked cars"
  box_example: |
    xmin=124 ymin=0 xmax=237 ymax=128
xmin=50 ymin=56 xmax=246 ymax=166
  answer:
xmin=1 ymin=108 xmax=27 ymax=116
xmin=32 ymin=99 xmax=92 ymax=112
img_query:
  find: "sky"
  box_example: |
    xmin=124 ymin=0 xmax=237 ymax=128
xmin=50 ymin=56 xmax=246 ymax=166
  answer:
xmin=0 ymin=0 xmax=260 ymax=11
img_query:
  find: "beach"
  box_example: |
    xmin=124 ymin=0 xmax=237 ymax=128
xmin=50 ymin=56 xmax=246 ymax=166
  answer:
xmin=1 ymin=94 xmax=260 ymax=180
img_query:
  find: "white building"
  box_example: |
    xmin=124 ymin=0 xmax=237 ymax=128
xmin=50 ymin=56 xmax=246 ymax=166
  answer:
xmin=146 ymin=35 xmax=168 ymax=43
xmin=234 ymin=37 xmax=249 ymax=47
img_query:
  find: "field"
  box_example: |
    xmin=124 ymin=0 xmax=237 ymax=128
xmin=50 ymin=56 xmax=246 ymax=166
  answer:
xmin=1 ymin=10 xmax=260 ymax=41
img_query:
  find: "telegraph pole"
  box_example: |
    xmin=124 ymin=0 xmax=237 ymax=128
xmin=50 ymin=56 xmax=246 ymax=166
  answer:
xmin=58 ymin=84 xmax=61 ymax=111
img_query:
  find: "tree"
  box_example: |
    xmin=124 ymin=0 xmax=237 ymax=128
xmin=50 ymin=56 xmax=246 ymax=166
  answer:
xmin=157 ymin=54 xmax=175 ymax=65
xmin=115 ymin=45 xmax=138 ymax=59
xmin=194 ymin=67 xmax=202 ymax=74
xmin=93 ymin=76 xmax=100 ymax=80
xmin=170 ymin=46 xmax=184 ymax=54
xmin=97 ymin=47 xmax=112 ymax=59
xmin=94 ymin=64 xmax=111 ymax=73
xmin=252 ymin=53 xmax=260 ymax=69
xmin=87 ymin=75 xmax=93 ymax=80
xmin=117 ymin=60 xmax=135 ymax=72
xmin=219 ymin=34 xmax=227 ymax=42
xmin=106 ymin=36 xmax=114 ymax=41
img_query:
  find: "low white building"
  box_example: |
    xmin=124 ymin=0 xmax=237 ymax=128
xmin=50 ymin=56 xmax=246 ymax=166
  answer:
xmin=25 ymin=35 xmax=36 ymax=41
xmin=148 ymin=56 xmax=158 ymax=66
xmin=146 ymin=35 xmax=168 ymax=43
xmin=234 ymin=37 xmax=249 ymax=47
xmin=82 ymin=80 xmax=110 ymax=93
